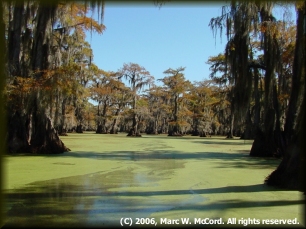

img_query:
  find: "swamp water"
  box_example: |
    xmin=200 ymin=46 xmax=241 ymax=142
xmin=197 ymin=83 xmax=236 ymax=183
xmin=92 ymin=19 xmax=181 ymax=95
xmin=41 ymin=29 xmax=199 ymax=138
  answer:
xmin=2 ymin=133 xmax=305 ymax=227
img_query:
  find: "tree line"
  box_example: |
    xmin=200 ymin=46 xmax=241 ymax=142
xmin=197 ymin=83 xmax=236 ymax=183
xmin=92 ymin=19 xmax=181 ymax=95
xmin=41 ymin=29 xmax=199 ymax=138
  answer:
xmin=53 ymin=63 xmax=236 ymax=138
xmin=0 ymin=1 xmax=305 ymax=192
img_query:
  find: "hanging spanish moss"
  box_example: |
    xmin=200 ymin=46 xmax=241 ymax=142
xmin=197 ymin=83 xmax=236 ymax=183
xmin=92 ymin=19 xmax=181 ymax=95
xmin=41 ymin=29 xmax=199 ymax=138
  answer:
xmin=250 ymin=1 xmax=282 ymax=157
xmin=264 ymin=1 xmax=305 ymax=191
xmin=210 ymin=1 xmax=259 ymax=138
xmin=209 ymin=0 xmax=304 ymax=190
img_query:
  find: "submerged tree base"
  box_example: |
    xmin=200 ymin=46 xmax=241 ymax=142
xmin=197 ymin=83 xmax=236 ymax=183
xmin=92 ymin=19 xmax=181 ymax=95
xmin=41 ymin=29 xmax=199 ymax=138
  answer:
xmin=8 ymin=115 xmax=70 ymax=154
xmin=168 ymin=132 xmax=183 ymax=137
xmin=200 ymin=132 xmax=212 ymax=137
xmin=127 ymin=128 xmax=142 ymax=137
xmin=31 ymin=116 xmax=71 ymax=154
xmin=127 ymin=132 xmax=142 ymax=137
xmin=146 ymin=130 xmax=159 ymax=135
xmin=264 ymin=142 xmax=301 ymax=191
xmin=126 ymin=134 xmax=142 ymax=137
xmin=76 ymin=125 xmax=83 ymax=133
xmin=250 ymin=129 xmax=274 ymax=157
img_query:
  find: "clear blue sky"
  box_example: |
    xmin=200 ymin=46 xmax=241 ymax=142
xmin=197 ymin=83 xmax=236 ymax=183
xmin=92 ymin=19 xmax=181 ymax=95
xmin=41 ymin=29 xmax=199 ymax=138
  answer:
xmin=86 ymin=2 xmax=228 ymax=85
xmin=85 ymin=2 xmax=296 ymax=86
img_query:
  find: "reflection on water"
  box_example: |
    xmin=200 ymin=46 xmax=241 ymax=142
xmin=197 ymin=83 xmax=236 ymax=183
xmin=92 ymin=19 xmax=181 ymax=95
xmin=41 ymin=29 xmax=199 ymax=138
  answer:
xmin=3 ymin=134 xmax=303 ymax=228
xmin=3 ymin=158 xmax=192 ymax=227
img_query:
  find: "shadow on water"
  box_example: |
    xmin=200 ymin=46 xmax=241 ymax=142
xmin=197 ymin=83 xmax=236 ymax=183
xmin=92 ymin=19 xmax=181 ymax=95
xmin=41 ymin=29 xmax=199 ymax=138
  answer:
xmin=3 ymin=175 xmax=303 ymax=227
xmin=63 ymin=150 xmax=281 ymax=170
xmin=5 ymin=183 xmax=297 ymax=200
xmin=6 ymin=150 xmax=281 ymax=170
xmin=190 ymin=140 xmax=253 ymax=146
xmin=5 ymin=150 xmax=280 ymax=176
xmin=139 ymin=135 xmax=254 ymax=145
xmin=4 ymin=135 xmax=300 ymax=227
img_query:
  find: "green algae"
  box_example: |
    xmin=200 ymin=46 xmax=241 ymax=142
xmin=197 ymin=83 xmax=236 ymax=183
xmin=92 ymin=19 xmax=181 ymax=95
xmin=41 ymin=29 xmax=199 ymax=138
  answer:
xmin=2 ymin=133 xmax=304 ymax=227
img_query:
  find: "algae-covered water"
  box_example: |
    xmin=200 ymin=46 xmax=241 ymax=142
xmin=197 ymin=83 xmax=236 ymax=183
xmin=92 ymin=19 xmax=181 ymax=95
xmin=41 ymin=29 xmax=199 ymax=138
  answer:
xmin=2 ymin=133 xmax=305 ymax=227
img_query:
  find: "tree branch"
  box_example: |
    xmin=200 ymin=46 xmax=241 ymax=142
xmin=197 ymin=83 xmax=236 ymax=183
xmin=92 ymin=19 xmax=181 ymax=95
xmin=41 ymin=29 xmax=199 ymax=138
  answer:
xmin=248 ymin=61 xmax=266 ymax=70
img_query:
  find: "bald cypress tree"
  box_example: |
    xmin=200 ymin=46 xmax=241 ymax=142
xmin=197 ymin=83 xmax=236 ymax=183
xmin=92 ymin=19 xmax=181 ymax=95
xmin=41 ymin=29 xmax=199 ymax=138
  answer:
xmin=210 ymin=2 xmax=259 ymax=139
xmin=210 ymin=1 xmax=305 ymax=191
xmin=265 ymin=1 xmax=305 ymax=191
xmin=117 ymin=63 xmax=154 ymax=137
xmin=6 ymin=2 xmax=69 ymax=153
xmin=249 ymin=2 xmax=283 ymax=157
xmin=4 ymin=1 xmax=105 ymax=153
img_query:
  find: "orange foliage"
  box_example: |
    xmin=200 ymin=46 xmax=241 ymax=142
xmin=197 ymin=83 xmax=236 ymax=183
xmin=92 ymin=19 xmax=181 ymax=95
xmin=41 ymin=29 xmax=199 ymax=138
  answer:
xmin=58 ymin=2 xmax=106 ymax=37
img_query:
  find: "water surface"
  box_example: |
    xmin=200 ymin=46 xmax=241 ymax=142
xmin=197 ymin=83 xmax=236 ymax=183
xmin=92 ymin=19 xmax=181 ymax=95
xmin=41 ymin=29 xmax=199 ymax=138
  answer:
xmin=2 ymin=133 xmax=304 ymax=227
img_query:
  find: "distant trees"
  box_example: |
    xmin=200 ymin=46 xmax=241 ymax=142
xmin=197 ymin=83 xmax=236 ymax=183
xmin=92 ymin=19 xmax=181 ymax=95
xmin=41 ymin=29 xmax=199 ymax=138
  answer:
xmin=206 ymin=53 xmax=232 ymax=136
xmin=187 ymin=80 xmax=219 ymax=137
xmin=145 ymin=85 xmax=169 ymax=134
xmin=117 ymin=63 xmax=154 ymax=137
xmin=91 ymin=69 xmax=114 ymax=134
xmin=108 ymin=81 xmax=131 ymax=134
xmin=90 ymin=69 xmax=130 ymax=134
xmin=77 ymin=63 xmax=232 ymax=138
xmin=158 ymin=67 xmax=192 ymax=136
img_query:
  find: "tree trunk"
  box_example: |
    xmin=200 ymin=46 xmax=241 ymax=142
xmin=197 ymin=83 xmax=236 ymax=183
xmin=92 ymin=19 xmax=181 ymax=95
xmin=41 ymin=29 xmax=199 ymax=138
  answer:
xmin=7 ymin=111 xmax=31 ymax=153
xmin=109 ymin=119 xmax=119 ymax=134
xmin=242 ymin=108 xmax=253 ymax=140
xmin=110 ymin=109 xmax=120 ymax=134
xmin=0 ymin=8 xmax=9 ymax=223
xmin=96 ymin=99 xmax=108 ymax=134
xmin=250 ymin=108 xmax=276 ymax=157
xmin=76 ymin=124 xmax=83 ymax=133
xmin=7 ymin=3 xmax=69 ymax=154
xmin=265 ymin=4 xmax=305 ymax=191
xmin=127 ymin=113 xmax=141 ymax=136
xmin=29 ymin=94 xmax=70 ymax=154
xmin=253 ymin=67 xmax=261 ymax=136
xmin=58 ymin=97 xmax=68 ymax=136
xmin=145 ymin=120 xmax=154 ymax=134
xmin=96 ymin=121 xmax=107 ymax=134
xmin=168 ymin=94 xmax=182 ymax=136
xmin=250 ymin=5 xmax=279 ymax=157
xmin=168 ymin=123 xmax=182 ymax=136
xmin=264 ymin=136 xmax=300 ymax=189
xmin=6 ymin=1 xmax=29 ymax=153
xmin=199 ymin=130 xmax=207 ymax=137
xmin=146 ymin=118 xmax=159 ymax=135
xmin=127 ymin=89 xmax=141 ymax=137
xmin=160 ymin=118 xmax=168 ymax=134
xmin=154 ymin=119 xmax=158 ymax=134
xmin=191 ymin=117 xmax=199 ymax=136
xmin=75 ymin=104 xmax=83 ymax=133
xmin=8 ymin=1 xmax=24 ymax=77
xmin=227 ymin=107 xmax=234 ymax=138
xmin=96 ymin=124 xmax=103 ymax=133
xmin=31 ymin=5 xmax=55 ymax=73
xmin=30 ymin=4 xmax=69 ymax=153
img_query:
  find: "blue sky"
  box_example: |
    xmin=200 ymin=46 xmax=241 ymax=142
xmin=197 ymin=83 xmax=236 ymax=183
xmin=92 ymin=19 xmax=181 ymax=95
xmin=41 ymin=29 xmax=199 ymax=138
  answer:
xmin=85 ymin=2 xmax=228 ymax=85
